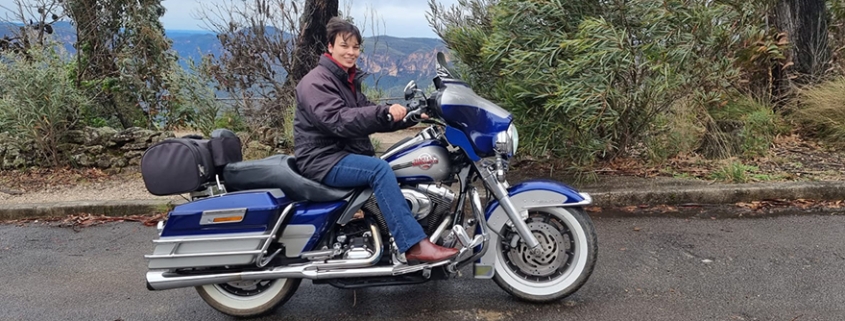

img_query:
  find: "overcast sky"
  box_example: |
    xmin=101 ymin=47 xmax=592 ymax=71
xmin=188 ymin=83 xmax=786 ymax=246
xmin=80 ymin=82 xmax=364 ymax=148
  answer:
xmin=0 ymin=0 xmax=459 ymax=38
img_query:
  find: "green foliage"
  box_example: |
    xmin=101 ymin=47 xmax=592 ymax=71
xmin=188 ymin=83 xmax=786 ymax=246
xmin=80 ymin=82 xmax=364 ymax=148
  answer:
xmin=65 ymin=0 xmax=177 ymax=130
xmin=433 ymin=0 xmax=766 ymax=167
xmin=642 ymin=99 xmax=707 ymax=163
xmin=710 ymin=96 xmax=786 ymax=158
xmin=709 ymin=161 xmax=757 ymax=183
xmin=370 ymin=137 xmax=382 ymax=152
xmin=0 ymin=46 xmax=92 ymax=166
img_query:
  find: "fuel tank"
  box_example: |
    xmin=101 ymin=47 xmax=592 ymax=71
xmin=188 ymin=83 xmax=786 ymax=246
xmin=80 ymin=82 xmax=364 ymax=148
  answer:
xmin=385 ymin=140 xmax=451 ymax=184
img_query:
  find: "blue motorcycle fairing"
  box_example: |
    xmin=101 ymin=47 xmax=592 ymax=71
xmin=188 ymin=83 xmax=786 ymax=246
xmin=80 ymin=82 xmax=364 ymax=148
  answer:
xmin=483 ymin=179 xmax=587 ymax=220
xmin=445 ymin=126 xmax=481 ymax=161
xmin=439 ymin=83 xmax=513 ymax=157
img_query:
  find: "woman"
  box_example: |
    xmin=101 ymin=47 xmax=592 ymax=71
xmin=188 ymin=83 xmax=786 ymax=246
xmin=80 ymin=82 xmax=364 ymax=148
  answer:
xmin=293 ymin=17 xmax=459 ymax=263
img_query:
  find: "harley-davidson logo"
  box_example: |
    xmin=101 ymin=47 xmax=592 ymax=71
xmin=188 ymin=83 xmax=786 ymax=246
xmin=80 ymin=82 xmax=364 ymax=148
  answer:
xmin=412 ymin=154 xmax=439 ymax=170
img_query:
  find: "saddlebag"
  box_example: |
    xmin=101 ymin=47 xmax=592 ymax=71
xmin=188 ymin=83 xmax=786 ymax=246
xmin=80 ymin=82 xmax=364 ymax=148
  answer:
xmin=146 ymin=190 xmax=286 ymax=269
xmin=140 ymin=132 xmax=242 ymax=196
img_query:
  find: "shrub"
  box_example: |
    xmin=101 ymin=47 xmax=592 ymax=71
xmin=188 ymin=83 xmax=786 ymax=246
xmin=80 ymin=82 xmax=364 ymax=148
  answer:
xmin=706 ymin=96 xmax=786 ymax=158
xmin=432 ymin=0 xmax=759 ymax=167
xmin=0 ymin=46 xmax=92 ymax=167
xmin=642 ymin=99 xmax=708 ymax=163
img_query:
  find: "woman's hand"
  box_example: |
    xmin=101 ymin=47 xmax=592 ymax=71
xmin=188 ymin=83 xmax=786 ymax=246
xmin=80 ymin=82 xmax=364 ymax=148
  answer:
xmin=388 ymin=104 xmax=407 ymax=122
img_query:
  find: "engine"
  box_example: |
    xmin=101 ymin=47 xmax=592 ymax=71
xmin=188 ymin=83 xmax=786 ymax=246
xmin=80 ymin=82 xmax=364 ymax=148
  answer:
xmin=363 ymin=184 xmax=456 ymax=235
xmin=324 ymin=185 xmax=456 ymax=262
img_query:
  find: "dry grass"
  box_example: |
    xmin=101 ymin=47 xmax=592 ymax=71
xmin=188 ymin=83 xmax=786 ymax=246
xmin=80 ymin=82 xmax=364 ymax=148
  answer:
xmin=641 ymin=98 xmax=708 ymax=163
xmin=790 ymin=78 xmax=845 ymax=146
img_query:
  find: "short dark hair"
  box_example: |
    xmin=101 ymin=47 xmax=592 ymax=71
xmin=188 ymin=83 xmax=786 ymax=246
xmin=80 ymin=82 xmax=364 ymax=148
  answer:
xmin=326 ymin=17 xmax=362 ymax=50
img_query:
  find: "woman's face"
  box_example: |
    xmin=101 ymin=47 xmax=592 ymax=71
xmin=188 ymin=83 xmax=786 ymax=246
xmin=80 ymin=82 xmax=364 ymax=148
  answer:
xmin=328 ymin=33 xmax=361 ymax=69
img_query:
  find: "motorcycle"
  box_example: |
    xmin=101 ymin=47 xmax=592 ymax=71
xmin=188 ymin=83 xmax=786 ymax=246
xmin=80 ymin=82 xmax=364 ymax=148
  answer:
xmin=142 ymin=52 xmax=598 ymax=318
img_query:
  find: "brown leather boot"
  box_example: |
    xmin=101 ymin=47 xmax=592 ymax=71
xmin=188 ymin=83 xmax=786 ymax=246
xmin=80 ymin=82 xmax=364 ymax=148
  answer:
xmin=405 ymin=239 xmax=459 ymax=263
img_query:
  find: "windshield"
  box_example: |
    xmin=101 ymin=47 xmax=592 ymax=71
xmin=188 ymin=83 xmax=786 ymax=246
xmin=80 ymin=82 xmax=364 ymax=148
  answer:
xmin=436 ymin=52 xmax=460 ymax=81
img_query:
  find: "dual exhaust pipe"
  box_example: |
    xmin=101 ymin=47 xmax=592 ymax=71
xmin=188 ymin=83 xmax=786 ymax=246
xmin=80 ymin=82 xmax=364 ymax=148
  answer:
xmin=146 ymin=221 xmax=447 ymax=291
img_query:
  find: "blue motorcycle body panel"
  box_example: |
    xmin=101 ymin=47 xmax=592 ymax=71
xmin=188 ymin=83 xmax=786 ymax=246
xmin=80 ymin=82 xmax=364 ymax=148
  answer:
xmin=161 ymin=190 xmax=347 ymax=252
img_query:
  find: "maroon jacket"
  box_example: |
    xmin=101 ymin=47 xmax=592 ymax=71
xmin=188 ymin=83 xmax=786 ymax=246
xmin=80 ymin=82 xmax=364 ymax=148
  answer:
xmin=293 ymin=55 xmax=413 ymax=182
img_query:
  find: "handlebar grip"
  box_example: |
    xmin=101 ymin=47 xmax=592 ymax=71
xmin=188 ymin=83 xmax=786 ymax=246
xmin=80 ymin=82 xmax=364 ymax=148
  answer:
xmin=386 ymin=104 xmax=412 ymax=123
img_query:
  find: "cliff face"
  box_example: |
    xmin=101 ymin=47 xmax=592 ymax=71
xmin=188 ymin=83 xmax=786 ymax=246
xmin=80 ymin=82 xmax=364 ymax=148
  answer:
xmin=359 ymin=49 xmax=440 ymax=77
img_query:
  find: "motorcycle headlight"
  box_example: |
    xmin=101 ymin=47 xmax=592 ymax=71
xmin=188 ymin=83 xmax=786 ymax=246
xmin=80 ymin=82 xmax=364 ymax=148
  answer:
xmin=494 ymin=124 xmax=519 ymax=157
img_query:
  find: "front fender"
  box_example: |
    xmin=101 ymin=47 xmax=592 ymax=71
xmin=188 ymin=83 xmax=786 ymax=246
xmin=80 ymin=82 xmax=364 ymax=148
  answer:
xmin=474 ymin=179 xmax=591 ymax=279
xmin=484 ymin=179 xmax=590 ymax=228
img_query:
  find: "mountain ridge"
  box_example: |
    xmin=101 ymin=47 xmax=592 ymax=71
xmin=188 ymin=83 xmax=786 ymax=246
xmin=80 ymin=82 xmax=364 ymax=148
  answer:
xmin=0 ymin=22 xmax=447 ymax=96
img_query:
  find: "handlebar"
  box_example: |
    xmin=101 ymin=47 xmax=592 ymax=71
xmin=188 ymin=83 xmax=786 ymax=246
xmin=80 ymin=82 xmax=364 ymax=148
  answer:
xmin=386 ymin=99 xmax=426 ymax=123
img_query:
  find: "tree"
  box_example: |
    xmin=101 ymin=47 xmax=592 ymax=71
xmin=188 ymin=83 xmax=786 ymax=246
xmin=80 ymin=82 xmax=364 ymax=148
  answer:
xmin=0 ymin=0 xmax=66 ymax=55
xmin=287 ymin=0 xmax=338 ymax=91
xmin=775 ymin=0 xmax=831 ymax=84
xmin=64 ymin=0 xmax=176 ymax=129
xmin=198 ymin=0 xmax=337 ymax=144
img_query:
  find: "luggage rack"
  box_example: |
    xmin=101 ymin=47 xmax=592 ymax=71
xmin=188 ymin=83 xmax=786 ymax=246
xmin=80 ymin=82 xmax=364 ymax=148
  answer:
xmin=189 ymin=175 xmax=228 ymax=200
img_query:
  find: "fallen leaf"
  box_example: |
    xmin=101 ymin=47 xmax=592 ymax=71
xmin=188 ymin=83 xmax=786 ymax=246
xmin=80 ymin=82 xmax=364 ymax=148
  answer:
xmin=621 ymin=206 xmax=638 ymax=213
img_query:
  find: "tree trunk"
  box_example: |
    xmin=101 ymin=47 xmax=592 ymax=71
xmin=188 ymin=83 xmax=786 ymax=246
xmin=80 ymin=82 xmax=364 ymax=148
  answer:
xmin=65 ymin=0 xmax=134 ymax=129
xmin=271 ymin=0 xmax=337 ymax=127
xmin=288 ymin=0 xmax=339 ymax=88
xmin=775 ymin=0 xmax=830 ymax=83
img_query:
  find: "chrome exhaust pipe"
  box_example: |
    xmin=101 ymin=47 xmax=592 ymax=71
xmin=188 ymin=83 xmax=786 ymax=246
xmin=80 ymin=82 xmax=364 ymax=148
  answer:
xmin=147 ymin=221 xmax=388 ymax=291
xmin=146 ymin=259 xmax=451 ymax=291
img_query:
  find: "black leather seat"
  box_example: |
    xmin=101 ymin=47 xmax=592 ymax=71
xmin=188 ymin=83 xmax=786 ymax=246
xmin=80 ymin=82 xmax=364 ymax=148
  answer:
xmin=222 ymin=155 xmax=354 ymax=202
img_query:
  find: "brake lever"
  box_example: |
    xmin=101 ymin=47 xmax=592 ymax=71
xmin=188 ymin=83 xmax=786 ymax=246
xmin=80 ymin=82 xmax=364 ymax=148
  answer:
xmin=403 ymin=108 xmax=423 ymax=123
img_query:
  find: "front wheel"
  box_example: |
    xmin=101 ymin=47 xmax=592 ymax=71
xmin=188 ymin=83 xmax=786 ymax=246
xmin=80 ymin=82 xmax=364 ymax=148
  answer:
xmin=493 ymin=207 xmax=597 ymax=302
xmin=196 ymin=278 xmax=301 ymax=318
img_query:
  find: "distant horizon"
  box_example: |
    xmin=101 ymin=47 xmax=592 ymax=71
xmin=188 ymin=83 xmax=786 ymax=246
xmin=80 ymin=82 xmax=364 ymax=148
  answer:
xmin=0 ymin=20 xmax=443 ymax=40
xmin=0 ymin=0 xmax=458 ymax=38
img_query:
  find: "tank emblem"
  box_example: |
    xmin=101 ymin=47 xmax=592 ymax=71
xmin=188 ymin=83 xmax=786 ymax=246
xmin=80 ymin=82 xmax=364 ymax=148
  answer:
xmin=412 ymin=153 xmax=439 ymax=170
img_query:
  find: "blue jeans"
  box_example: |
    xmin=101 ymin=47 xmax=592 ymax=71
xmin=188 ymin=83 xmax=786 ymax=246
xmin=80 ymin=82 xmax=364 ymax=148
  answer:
xmin=323 ymin=154 xmax=427 ymax=253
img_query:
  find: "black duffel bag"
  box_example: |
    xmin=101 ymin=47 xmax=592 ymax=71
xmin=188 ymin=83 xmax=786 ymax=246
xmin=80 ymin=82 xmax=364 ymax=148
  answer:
xmin=141 ymin=130 xmax=242 ymax=196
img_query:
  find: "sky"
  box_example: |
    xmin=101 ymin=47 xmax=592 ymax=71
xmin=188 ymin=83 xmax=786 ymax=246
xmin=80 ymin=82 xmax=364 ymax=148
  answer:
xmin=0 ymin=0 xmax=459 ymax=38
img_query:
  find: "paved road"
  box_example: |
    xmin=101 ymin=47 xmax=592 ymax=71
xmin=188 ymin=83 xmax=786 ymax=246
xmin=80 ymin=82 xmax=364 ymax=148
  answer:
xmin=1 ymin=214 xmax=844 ymax=321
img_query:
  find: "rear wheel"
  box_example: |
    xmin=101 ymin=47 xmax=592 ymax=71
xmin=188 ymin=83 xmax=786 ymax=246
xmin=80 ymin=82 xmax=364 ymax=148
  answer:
xmin=493 ymin=207 xmax=597 ymax=302
xmin=196 ymin=278 xmax=301 ymax=318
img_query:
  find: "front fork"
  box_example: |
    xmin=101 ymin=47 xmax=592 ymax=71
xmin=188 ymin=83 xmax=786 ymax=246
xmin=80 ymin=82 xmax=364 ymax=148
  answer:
xmin=477 ymin=165 xmax=542 ymax=252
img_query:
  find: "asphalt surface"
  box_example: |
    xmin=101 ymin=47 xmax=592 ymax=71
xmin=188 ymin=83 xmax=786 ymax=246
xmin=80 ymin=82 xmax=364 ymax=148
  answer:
xmin=1 ymin=214 xmax=844 ymax=321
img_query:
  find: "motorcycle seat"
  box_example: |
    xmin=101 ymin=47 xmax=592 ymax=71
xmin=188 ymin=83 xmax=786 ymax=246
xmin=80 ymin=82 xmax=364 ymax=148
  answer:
xmin=222 ymin=154 xmax=354 ymax=202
